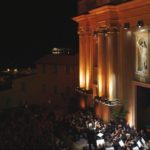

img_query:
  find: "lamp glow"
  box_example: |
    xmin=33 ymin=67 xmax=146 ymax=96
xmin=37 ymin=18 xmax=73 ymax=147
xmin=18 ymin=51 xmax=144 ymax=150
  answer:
xmin=86 ymin=71 xmax=90 ymax=90
xmin=109 ymin=74 xmax=116 ymax=100
xmin=127 ymin=105 xmax=134 ymax=127
xmin=98 ymin=75 xmax=103 ymax=96
xmin=80 ymin=70 xmax=85 ymax=88
xmin=80 ymin=98 xmax=86 ymax=109
xmin=109 ymin=76 xmax=113 ymax=100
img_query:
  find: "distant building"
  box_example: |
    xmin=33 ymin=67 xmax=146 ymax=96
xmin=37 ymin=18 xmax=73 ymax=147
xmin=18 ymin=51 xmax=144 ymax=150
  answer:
xmin=0 ymin=67 xmax=35 ymax=91
xmin=51 ymin=47 xmax=74 ymax=55
xmin=35 ymin=53 xmax=79 ymax=114
xmin=0 ymin=53 xmax=79 ymax=116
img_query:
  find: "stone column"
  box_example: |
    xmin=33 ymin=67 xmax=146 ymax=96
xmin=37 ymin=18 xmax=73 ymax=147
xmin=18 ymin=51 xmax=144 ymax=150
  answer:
xmin=97 ymin=30 xmax=106 ymax=97
xmin=85 ymin=32 xmax=92 ymax=90
xmin=79 ymin=32 xmax=86 ymax=88
xmin=106 ymin=27 xmax=118 ymax=100
xmin=89 ymin=33 xmax=94 ymax=91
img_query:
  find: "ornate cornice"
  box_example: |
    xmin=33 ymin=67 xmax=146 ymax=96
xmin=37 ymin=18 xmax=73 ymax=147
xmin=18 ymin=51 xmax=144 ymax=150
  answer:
xmin=93 ymin=24 xmax=119 ymax=37
xmin=78 ymin=26 xmax=93 ymax=36
xmin=73 ymin=0 xmax=150 ymax=27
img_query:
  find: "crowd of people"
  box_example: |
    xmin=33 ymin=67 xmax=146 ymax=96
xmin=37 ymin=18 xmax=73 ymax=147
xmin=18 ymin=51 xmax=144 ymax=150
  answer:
xmin=0 ymin=105 xmax=70 ymax=150
xmin=0 ymin=105 xmax=150 ymax=150
xmin=60 ymin=110 xmax=150 ymax=150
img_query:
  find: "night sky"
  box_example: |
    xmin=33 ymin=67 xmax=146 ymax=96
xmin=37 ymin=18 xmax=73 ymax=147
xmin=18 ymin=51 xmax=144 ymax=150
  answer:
xmin=0 ymin=1 xmax=78 ymax=67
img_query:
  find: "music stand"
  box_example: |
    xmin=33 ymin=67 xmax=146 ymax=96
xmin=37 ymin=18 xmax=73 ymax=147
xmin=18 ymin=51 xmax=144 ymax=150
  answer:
xmin=141 ymin=137 xmax=145 ymax=145
xmin=132 ymin=146 xmax=139 ymax=150
xmin=105 ymin=147 xmax=115 ymax=150
xmin=96 ymin=139 xmax=105 ymax=148
xmin=97 ymin=132 xmax=104 ymax=138
xmin=119 ymin=140 xmax=125 ymax=147
xmin=137 ymin=140 xmax=142 ymax=148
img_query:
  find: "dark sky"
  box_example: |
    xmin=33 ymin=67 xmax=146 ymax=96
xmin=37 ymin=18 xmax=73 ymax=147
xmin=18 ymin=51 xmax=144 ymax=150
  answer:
xmin=0 ymin=1 xmax=78 ymax=67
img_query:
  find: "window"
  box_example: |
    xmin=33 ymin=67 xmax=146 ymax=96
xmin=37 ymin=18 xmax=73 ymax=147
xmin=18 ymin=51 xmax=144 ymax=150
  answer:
xmin=53 ymin=64 xmax=58 ymax=73
xmin=66 ymin=65 xmax=70 ymax=74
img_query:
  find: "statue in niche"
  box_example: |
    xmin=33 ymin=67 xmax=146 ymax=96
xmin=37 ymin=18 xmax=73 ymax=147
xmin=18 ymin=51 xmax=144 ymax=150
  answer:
xmin=136 ymin=31 xmax=149 ymax=76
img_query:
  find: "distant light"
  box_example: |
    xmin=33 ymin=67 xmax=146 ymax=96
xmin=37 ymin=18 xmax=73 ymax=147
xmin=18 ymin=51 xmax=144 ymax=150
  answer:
xmin=7 ymin=68 xmax=10 ymax=72
xmin=51 ymin=47 xmax=72 ymax=55
xmin=14 ymin=68 xmax=18 ymax=73
xmin=52 ymin=47 xmax=60 ymax=54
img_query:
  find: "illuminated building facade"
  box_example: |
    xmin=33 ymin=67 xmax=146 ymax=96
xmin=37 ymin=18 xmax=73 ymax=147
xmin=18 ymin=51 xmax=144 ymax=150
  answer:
xmin=73 ymin=0 xmax=150 ymax=128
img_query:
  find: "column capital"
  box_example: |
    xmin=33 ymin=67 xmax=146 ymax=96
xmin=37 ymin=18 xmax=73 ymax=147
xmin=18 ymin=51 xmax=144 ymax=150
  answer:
xmin=93 ymin=27 xmax=107 ymax=37
xmin=107 ymin=26 xmax=119 ymax=34
xmin=93 ymin=26 xmax=120 ymax=37
xmin=78 ymin=26 xmax=93 ymax=36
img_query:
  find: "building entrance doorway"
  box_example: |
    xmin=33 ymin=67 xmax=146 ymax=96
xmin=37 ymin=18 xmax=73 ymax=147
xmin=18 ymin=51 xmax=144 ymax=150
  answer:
xmin=137 ymin=86 xmax=150 ymax=129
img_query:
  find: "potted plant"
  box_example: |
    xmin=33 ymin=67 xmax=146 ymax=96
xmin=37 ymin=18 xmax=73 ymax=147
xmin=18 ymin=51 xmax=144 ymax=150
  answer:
xmin=112 ymin=106 xmax=128 ymax=122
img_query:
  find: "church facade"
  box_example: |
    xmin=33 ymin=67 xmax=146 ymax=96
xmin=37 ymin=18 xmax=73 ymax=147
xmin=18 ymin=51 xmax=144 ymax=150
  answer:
xmin=73 ymin=0 xmax=150 ymax=128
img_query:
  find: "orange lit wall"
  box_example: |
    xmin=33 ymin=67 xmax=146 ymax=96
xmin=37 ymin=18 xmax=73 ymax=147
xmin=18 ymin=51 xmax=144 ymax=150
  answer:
xmin=106 ymin=32 xmax=118 ymax=100
xmin=79 ymin=35 xmax=86 ymax=88
xmin=85 ymin=35 xmax=90 ymax=90
xmin=80 ymin=97 xmax=86 ymax=109
xmin=97 ymin=33 xmax=106 ymax=97
xmin=79 ymin=26 xmax=93 ymax=90
xmin=74 ymin=0 xmax=150 ymax=125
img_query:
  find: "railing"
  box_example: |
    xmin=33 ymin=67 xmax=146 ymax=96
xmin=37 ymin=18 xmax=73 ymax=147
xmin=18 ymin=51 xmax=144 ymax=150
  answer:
xmin=94 ymin=95 xmax=121 ymax=107
xmin=75 ymin=86 xmax=93 ymax=95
